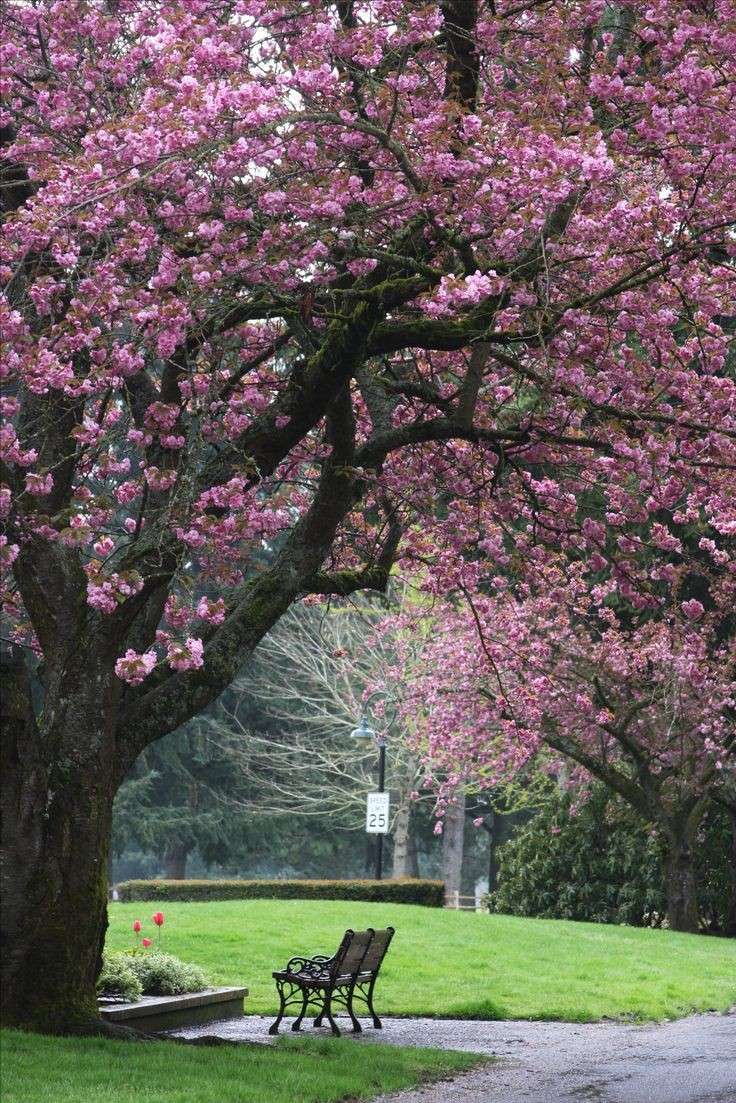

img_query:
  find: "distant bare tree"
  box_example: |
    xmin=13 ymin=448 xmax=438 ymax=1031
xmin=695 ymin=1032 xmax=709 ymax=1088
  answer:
xmin=202 ymin=597 xmax=427 ymax=875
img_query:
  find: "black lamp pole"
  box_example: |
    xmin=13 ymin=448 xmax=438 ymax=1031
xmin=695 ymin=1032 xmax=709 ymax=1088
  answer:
xmin=351 ymin=699 xmax=391 ymax=882
xmin=376 ymin=739 xmax=386 ymax=881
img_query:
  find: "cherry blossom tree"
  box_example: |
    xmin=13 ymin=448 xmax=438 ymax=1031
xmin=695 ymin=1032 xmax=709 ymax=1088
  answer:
xmin=401 ymin=564 xmax=735 ymax=932
xmin=1 ymin=0 xmax=735 ymax=1029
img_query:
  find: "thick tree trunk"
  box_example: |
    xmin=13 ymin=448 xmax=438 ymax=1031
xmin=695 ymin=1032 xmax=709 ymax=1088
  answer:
xmin=392 ymin=802 xmax=419 ymax=878
xmin=1 ymin=647 xmax=119 ymax=1032
xmin=483 ymin=809 xmax=499 ymax=893
xmin=662 ymin=821 xmax=700 ymax=933
xmin=723 ymin=804 xmax=736 ymax=938
xmin=442 ymin=790 xmax=466 ymax=903
xmin=1 ymin=753 xmax=114 ymax=1030
xmin=405 ymin=828 xmax=419 ymax=878
xmin=163 ymin=840 xmax=189 ymax=880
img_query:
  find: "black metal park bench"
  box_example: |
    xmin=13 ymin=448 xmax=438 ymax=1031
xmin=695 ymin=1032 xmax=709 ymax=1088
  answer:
xmin=268 ymin=926 xmax=395 ymax=1037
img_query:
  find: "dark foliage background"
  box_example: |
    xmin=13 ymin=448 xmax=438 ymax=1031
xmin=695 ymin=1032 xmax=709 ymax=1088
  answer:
xmin=488 ymin=785 xmax=731 ymax=931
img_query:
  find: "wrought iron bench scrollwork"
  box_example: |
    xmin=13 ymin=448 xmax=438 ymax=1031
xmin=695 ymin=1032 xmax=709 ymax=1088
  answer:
xmin=268 ymin=926 xmax=395 ymax=1037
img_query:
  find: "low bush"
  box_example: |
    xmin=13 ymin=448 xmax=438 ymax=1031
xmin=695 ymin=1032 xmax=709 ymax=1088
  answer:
xmin=116 ymin=877 xmax=444 ymax=907
xmin=97 ymin=951 xmax=207 ymax=1000
xmin=96 ymin=954 xmax=143 ymax=1002
xmin=126 ymin=952 xmax=209 ymax=996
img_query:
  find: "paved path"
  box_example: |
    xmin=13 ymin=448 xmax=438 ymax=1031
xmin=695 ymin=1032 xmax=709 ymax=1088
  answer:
xmin=170 ymin=1011 xmax=736 ymax=1103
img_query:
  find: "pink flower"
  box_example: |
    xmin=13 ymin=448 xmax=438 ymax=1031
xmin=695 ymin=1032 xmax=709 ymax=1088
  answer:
xmin=196 ymin=596 xmax=226 ymax=625
xmin=133 ymin=919 xmax=142 ymax=933
xmin=681 ymin=599 xmax=705 ymax=621
xmin=142 ymin=938 xmax=152 ymax=948
xmin=166 ymin=636 xmax=204 ymax=672
xmin=152 ymin=912 xmax=164 ymax=927
xmin=0 ymin=536 xmax=20 ymax=568
xmin=25 ymin=472 xmax=53 ymax=496
xmin=115 ymin=649 xmax=157 ymax=685
xmin=93 ymin=536 xmax=115 ymax=558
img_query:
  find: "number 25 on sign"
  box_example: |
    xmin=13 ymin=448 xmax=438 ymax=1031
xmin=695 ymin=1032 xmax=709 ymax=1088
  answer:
xmin=366 ymin=792 xmax=389 ymax=834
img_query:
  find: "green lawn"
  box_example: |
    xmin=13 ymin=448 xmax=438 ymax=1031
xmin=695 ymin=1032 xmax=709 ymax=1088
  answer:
xmin=107 ymin=899 xmax=736 ymax=1022
xmin=0 ymin=1031 xmax=480 ymax=1103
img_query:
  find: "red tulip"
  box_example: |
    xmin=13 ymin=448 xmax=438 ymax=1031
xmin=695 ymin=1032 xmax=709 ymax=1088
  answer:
xmin=142 ymin=938 xmax=152 ymax=948
xmin=133 ymin=919 xmax=142 ymax=933
xmin=152 ymin=912 xmax=164 ymax=927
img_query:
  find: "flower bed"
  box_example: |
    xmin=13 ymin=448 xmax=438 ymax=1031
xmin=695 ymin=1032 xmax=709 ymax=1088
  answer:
xmin=98 ymin=911 xmax=209 ymax=1003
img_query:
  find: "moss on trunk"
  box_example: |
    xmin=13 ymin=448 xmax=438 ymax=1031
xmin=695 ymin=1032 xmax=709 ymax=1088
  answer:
xmin=1 ymin=749 xmax=114 ymax=1032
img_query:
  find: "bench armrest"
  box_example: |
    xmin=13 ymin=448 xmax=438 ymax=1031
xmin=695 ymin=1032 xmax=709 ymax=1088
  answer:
xmin=284 ymin=954 xmax=332 ymax=977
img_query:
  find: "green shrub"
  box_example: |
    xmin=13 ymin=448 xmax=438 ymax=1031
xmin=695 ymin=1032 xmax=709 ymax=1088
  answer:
xmin=487 ymin=785 xmax=730 ymax=929
xmin=97 ymin=951 xmax=207 ymax=1001
xmin=116 ymin=877 xmax=444 ymax=907
xmin=97 ymin=953 xmax=143 ymax=1002
xmin=126 ymin=952 xmax=208 ymax=996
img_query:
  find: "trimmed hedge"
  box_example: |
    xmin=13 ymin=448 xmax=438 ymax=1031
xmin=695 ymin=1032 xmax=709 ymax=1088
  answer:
xmin=116 ymin=877 xmax=444 ymax=907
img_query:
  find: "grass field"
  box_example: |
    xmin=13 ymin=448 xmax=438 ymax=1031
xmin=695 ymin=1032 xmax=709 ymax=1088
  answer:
xmin=107 ymin=899 xmax=736 ymax=1022
xmin=0 ymin=1030 xmax=480 ymax=1103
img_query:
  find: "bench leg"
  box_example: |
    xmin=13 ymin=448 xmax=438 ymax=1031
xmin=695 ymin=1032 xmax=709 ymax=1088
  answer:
xmin=268 ymin=980 xmax=288 ymax=1035
xmin=291 ymin=989 xmax=308 ymax=1032
xmin=346 ymin=984 xmax=362 ymax=1034
xmin=366 ymin=978 xmax=382 ymax=1029
xmin=322 ymin=992 xmax=340 ymax=1036
xmin=313 ymin=988 xmax=327 ymax=1028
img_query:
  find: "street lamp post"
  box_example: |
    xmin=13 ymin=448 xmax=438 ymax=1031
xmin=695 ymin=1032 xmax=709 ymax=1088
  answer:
xmin=375 ymin=734 xmax=386 ymax=880
xmin=351 ymin=705 xmax=388 ymax=881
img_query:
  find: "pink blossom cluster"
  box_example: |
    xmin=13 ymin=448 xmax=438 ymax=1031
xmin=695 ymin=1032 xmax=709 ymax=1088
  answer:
xmin=166 ymin=637 xmax=205 ymax=673
xmin=86 ymin=570 xmax=144 ymax=616
xmin=115 ymin=649 xmax=157 ymax=686
xmin=196 ymin=597 xmax=226 ymax=625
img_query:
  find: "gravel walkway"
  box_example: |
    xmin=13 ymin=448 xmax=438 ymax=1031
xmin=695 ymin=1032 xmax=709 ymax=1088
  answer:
xmin=169 ymin=1010 xmax=736 ymax=1103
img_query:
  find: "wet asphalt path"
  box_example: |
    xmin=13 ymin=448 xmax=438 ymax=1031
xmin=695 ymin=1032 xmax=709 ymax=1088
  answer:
xmin=169 ymin=1010 xmax=736 ymax=1103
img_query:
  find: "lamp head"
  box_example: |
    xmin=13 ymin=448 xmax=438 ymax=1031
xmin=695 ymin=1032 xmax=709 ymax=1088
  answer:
xmin=350 ymin=716 xmax=377 ymax=741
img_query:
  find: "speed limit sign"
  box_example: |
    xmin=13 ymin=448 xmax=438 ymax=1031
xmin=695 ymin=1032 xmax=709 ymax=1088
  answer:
xmin=365 ymin=792 xmax=390 ymax=834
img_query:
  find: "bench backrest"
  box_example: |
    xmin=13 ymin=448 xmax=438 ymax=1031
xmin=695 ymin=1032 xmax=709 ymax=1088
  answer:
xmin=358 ymin=926 xmax=394 ymax=975
xmin=330 ymin=927 xmax=394 ymax=981
xmin=330 ymin=928 xmax=374 ymax=980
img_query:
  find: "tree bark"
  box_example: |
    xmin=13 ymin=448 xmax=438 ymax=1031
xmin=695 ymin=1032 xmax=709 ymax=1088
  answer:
xmin=1 ymin=736 xmax=113 ymax=1029
xmin=1 ymin=645 xmax=122 ymax=1031
xmin=392 ymin=801 xmax=411 ymax=877
xmin=162 ymin=840 xmax=190 ymax=880
xmin=405 ymin=826 xmax=419 ymax=878
xmin=392 ymin=802 xmax=419 ymax=878
xmin=442 ymin=790 xmax=466 ymax=902
xmin=484 ymin=809 xmax=499 ymax=893
xmin=722 ymin=804 xmax=736 ymax=938
xmin=661 ymin=819 xmax=700 ymax=933
xmin=392 ymin=757 xmax=420 ymax=878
